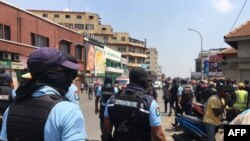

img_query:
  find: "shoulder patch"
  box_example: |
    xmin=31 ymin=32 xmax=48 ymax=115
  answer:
xmin=74 ymin=91 xmax=80 ymax=101
xmin=155 ymin=107 xmax=160 ymax=117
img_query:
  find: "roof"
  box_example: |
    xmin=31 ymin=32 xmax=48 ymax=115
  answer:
xmin=224 ymin=20 xmax=250 ymax=49
xmin=225 ymin=20 xmax=250 ymax=38
xmin=218 ymin=47 xmax=237 ymax=55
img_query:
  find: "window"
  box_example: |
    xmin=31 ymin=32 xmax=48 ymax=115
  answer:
xmin=89 ymin=15 xmax=94 ymax=19
xmin=129 ymin=57 xmax=135 ymax=63
xmin=0 ymin=24 xmax=2 ymax=39
xmin=121 ymin=37 xmax=126 ymax=41
xmin=65 ymin=15 xmax=71 ymax=18
xmin=129 ymin=47 xmax=135 ymax=53
xmin=118 ymin=47 xmax=126 ymax=52
xmin=85 ymin=24 xmax=94 ymax=30
xmin=75 ymin=45 xmax=83 ymax=60
xmin=103 ymin=36 xmax=108 ymax=43
xmin=0 ymin=24 xmax=11 ymax=40
xmin=43 ymin=14 xmax=48 ymax=18
xmin=31 ymin=33 xmax=49 ymax=47
xmin=54 ymin=14 xmax=59 ymax=18
xmin=106 ymin=59 xmax=111 ymax=67
xmin=137 ymin=58 xmax=142 ymax=64
xmin=76 ymin=15 xmax=82 ymax=19
xmin=112 ymin=36 xmax=117 ymax=40
xmin=59 ymin=41 xmax=71 ymax=54
xmin=102 ymin=28 xmax=106 ymax=31
xmin=64 ymin=23 xmax=74 ymax=29
xmin=75 ymin=24 xmax=84 ymax=30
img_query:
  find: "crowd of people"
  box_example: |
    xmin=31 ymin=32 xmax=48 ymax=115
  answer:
xmin=161 ymin=78 xmax=250 ymax=141
xmin=1 ymin=47 xmax=250 ymax=141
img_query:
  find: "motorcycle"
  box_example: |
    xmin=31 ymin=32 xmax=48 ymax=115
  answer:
xmin=192 ymin=102 xmax=205 ymax=119
xmin=172 ymin=107 xmax=240 ymax=141
xmin=172 ymin=113 xmax=208 ymax=141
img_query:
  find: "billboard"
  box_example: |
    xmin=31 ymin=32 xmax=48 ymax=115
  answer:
xmin=86 ymin=43 xmax=95 ymax=72
xmin=95 ymin=46 xmax=105 ymax=76
xmin=209 ymin=55 xmax=223 ymax=72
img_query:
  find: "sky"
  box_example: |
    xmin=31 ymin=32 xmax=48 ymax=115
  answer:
xmin=4 ymin=0 xmax=250 ymax=78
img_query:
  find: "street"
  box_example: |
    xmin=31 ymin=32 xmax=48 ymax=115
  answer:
xmin=79 ymin=89 xmax=177 ymax=141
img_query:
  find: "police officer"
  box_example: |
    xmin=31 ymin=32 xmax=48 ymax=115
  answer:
xmin=177 ymin=79 xmax=194 ymax=116
xmin=95 ymin=76 xmax=118 ymax=135
xmin=0 ymin=73 xmax=13 ymax=131
xmin=0 ymin=48 xmax=87 ymax=141
xmin=102 ymin=68 xmax=166 ymax=141
xmin=147 ymin=79 xmax=158 ymax=101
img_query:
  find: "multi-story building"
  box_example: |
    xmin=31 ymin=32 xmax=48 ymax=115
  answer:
xmin=0 ymin=1 xmax=85 ymax=89
xmin=145 ymin=48 xmax=158 ymax=81
xmin=29 ymin=10 xmax=147 ymax=70
xmin=194 ymin=48 xmax=226 ymax=80
xmin=224 ymin=20 xmax=250 ymax=82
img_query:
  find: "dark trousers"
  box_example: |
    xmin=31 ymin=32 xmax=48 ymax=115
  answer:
xmin=164 ymin=99 xmax=169 ymax=112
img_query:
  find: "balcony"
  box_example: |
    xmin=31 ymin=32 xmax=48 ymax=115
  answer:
xmin=122 ymin=52 xmax=147 ymax=58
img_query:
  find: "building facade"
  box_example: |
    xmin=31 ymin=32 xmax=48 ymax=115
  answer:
xmin=29 ymin=10 xmax=147 ymax=70
xmin=145 ymin=48 xmax=158 ymax=81
xmin=0 ymin=1 xmax=85 ymax=88
xmin=224 ymin=20 xmax=250 ymax=82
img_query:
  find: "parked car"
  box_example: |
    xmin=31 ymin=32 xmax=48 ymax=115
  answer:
xmin=116 ymin=77 xmax=129 ymax=90
xmin=154 ymin=81 xmax=162 ymax=89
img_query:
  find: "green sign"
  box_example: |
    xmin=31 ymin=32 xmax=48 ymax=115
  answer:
xmin=0 ymin=61 xmax=11 ymax=68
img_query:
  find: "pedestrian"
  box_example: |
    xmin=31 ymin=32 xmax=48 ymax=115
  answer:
xmin=162 ymin=80 xmax=171 ymax=113
xmin=0 ymin=47 xmax=87 ymax=141
xmin=114 ymin=80 xmax=122 ymax=93
xmin=147 ymin=79 xmax=158 ymax=101
xmin=169 ymin=79 xmax=178 ymax=117
xmin=0 ymin=73 xmax=14 ymax=131
xmin=202 ymin=81 xmax=217 ymax=103
xmin=81 ymin=82 xmax=85 ymax=94
xmin=178 ymin=80 xmax=194 ymax=116
xmin=101 ymin=68 xmax=166 ymax=141
xmin=95 ymin=76 xmax=118 ymax=136
xmin=203 ymin=82 xmax=226 ymax=141
xmin=232 ymin=83 xmax=248 ymax=112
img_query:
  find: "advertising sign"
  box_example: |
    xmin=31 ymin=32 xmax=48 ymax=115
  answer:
xmin=86 ymin=42 xmax=95 ymax=72
xmin=95 ymin=46 xmax=105 ymax=76
xmin=104 ymin=46 xmax=121 ymax=62
xmin=209 ymin=55 xmax=223 ymax=72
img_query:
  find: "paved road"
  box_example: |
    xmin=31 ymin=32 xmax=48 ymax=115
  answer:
xmin=79 ymin=89 xmax=177 ymax=141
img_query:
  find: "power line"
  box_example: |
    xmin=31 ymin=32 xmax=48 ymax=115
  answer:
xmin=219 ymin=0 xmax=248 ymax=48
xmin=229 ymin=0 xmax=248 ymax=32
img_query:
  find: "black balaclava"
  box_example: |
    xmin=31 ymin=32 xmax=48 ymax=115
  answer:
xmin=103 ymin=76 xmax=113 ymax=91
xmin=129 ymin=68 xmax=148 ymax=90
xmin=16 ymin=66 xmax=75 ymax=100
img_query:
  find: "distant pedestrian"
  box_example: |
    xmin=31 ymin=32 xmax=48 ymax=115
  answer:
xmin=147 ymin=79 xmax=157 ymax=101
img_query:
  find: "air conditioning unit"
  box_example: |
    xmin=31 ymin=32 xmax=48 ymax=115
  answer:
xmin=3 ymin=53 xmax=11 ymax=60
xmin=14 ymin=54 xmax=20 ymax=61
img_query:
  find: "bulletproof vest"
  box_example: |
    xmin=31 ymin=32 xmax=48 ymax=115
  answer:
xmin=181 ymin=85 xmax=192 ymax=103
xmin=101 ymin=86 xmax=114 ymax=106
xmin=108 ymin=90 xmax=152 ymax=141
xmin=0 ymin=85 xmax=13 ymax=114
xmin=7 ymin=94 xmax=66 ymax=141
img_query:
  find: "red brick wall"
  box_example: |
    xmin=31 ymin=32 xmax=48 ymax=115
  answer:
xmin=0 ymin=2 xmax=85 ymax=69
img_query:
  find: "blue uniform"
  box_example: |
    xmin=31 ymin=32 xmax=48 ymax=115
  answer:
xmin=0 ymin=86 xmax=87 ymax=141
xmin=104 ymin=97 xmax=161 ymax=126
xmin=65 ymin=84 xmax=80 ymax=105
xmin=96 ymin=86 xmax=119 ymax=97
